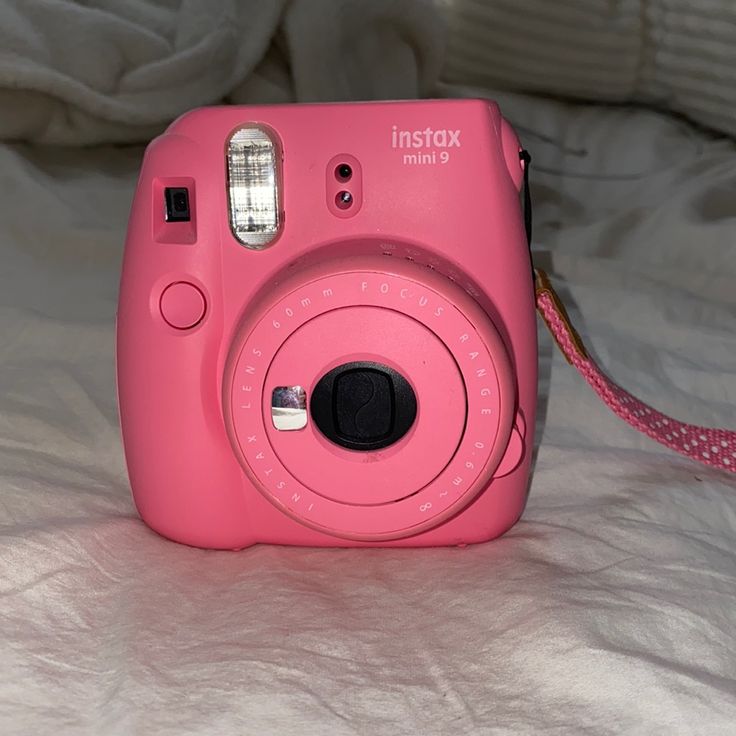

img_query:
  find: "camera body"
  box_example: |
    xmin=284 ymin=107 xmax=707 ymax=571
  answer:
xmin=117 ymin=99 xmax=537 ymax=549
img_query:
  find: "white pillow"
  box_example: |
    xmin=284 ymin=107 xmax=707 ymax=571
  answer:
xmin=439 ymin=0 xmax=736 ymax=137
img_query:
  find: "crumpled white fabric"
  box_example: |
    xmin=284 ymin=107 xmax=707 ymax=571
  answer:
xmin=441 ymin=0 xmax=736 ymax=139
xmin=0 ymin=0 xmax=444 ymax=144
xmin=0 ymin=88 xmax=735 ymax=734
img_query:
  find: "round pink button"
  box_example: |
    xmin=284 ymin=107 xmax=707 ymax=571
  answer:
xmin=160 ymin=282 xmax=206 ymax=329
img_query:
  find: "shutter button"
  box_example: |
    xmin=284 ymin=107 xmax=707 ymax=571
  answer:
xmin=160 ymin=282 xmax=206 ymax=329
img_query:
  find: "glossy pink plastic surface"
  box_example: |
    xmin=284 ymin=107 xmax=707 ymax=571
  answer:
xmin=116 ymin=99 xmax=537 ymax=549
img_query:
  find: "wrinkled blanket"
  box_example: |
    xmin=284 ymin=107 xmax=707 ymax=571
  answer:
xmin=442 ymin=0 xmax=736 ymax=138
xmin=0 ymin=0 xmax=443 ymax=144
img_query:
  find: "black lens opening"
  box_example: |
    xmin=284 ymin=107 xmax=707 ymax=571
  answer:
xmin=335 ymin=164 xmax=352 ymax=182
xmin=335 ymin=190 xmax=353 ymax=210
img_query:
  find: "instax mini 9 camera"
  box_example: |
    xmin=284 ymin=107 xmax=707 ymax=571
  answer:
xmin=117 ymin=99 xmax=537 ymax=549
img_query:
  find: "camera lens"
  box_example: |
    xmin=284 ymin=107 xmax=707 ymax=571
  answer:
xmin=311 ymin=361 xmax=417 ymax=451
xmin=335 ymin=164 xmax=352 ymax=181
xmin=335 ymin=190 xmax=353 ymax=210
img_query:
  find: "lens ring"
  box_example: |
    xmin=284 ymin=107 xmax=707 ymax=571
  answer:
xmin=225 ymin=259 xmax=516 ymax=541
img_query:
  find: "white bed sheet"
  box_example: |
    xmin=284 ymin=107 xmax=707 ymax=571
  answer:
xmin=1 ymin=92 xmax=735 ymax=735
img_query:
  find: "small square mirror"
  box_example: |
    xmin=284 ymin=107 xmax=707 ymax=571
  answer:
xmin=271 ymin=386 xmax=307 ymax=431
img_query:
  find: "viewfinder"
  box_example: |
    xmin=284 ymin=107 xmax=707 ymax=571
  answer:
xmin=164 ymin=187 xmax=191 ymax=222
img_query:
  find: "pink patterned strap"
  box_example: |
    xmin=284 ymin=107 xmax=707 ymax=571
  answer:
xmin=534 ymin=270 xmax=736 ymax=474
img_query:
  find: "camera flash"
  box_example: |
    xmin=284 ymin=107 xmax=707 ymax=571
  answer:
xmin=227 ymin=127 xmax=281 ymax=248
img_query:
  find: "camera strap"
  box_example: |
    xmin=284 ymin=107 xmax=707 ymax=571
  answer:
xmin=517 ymin=150 xmax=735 ymax=474
xmin=534 ymin=269 xmax=736 ymax=474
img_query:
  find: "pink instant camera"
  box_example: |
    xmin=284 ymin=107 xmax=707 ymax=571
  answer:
xmin=117 ymin=99 xmax=537 ymax=549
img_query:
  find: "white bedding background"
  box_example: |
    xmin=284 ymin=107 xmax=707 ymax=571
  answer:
xmin=0 ymin=0 xmax=443 ymax=144
xmin=1 ymin=3 xmax=736 ymax=735
xmin=441 ymin=0 xmax=736 ymax=139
